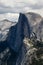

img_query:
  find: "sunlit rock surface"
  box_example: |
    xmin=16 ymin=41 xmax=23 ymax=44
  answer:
xmin=23 ymin=12 xmax=43 ymax=41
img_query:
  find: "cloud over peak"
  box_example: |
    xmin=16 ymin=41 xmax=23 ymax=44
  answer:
xmin=0 ymin=0 xmax=43 ymax=21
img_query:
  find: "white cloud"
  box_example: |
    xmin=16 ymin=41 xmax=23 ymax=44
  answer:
xmin=0 ymin=0 xmax=37 ymax=8
xmin=0 ymin=0 xmax=43 ymax=8
xmin=0 ymin=0 xmax=43 ymax=21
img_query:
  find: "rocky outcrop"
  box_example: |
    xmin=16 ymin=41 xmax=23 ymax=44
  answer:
xmin=6 ymin=13 xmax=31 ymax=52
xmin=0 ymin=12 xmax=43 ymax=52
xmin=0 ymin=12 xmax=43 ymax=65
xmin=19 ymin=12 xmax=43 ymax=41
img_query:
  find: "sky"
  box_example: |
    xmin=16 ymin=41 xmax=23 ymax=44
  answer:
xmin=0 ymin=0 xmax=43 ymax=22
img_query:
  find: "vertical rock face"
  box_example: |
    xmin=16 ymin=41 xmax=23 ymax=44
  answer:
xmin=0 ymin=12 xmax=43 ymax=65
xmin=7 ymin=13 xmax=31 ymax=52
xmin=0 ymin=12 xmax=43 ymax=52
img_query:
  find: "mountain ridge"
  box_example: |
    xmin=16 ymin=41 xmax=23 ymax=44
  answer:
xmin=0 ymin=12 xmax=43 ymax=65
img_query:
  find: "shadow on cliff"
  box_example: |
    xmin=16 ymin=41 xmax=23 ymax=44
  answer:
xmin=6 ymin=13 xmax=31 ymax=53
xmin=0 ymin=13 xmax=31 ymax=65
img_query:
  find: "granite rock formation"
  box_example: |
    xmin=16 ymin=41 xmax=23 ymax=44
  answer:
xmin=0 ymin=12 xmax=43 ymax=65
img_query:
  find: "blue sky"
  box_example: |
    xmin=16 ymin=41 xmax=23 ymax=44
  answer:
xmin=0 ymin=0 xmax=43 ymax=21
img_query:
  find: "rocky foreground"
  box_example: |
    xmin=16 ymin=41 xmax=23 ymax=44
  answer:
xmin=0 ymin=37 xmax=43 ymax=65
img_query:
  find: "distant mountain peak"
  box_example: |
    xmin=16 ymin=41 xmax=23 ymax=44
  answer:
xmin=26 ymin=12 xmax=42 ymax=17
xmin=2 ymin=19 xmax=12 ymax=22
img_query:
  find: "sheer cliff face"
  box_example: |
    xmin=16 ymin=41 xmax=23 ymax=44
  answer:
xmin=0 ymin=12 xmax=43 ymax=65
xmin=7 ymin=13 xmax=31 ymax=52
xmin=1 ymin=12 xmax=43 ymax=52
xmin=0 ymin=12 xmax=43 ymax=52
